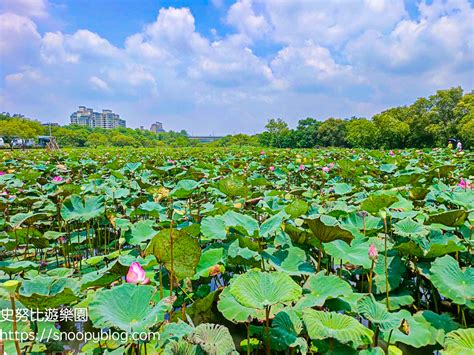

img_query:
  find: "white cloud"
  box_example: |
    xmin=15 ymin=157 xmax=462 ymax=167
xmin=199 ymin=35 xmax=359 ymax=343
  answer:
xmin=227 ymin=0 xmax=270 ymax=39
xmin=89 ymin=76 xmax=110 ymax=92
xmin=261 ymin=0 xmax=407 ymax=48
xmin=0 ymin=0 xmax=48 ymax=18
xmin=0 ymin=13 xmax=42 ymax=71
xmin=0 ymin=0 xmax=472 ymax=133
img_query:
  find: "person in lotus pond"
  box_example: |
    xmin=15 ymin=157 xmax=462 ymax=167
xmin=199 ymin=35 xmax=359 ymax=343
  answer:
xmin=457 ymin=140 xmax=463 ymax=152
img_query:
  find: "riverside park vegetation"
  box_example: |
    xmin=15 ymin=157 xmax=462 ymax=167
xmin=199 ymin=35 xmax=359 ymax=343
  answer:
xmin=0 ymin=146 xmax=472 ymax=354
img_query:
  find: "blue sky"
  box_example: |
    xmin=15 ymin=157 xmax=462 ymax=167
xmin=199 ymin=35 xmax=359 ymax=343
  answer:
xmin=1 ymin=0 xmax=473 ymax=134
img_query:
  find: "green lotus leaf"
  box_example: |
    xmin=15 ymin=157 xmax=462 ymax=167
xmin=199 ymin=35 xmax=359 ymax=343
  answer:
xmin=341 ymin=213 xmax=383 ymax=232
xmin=303 ymin=309 xmax=373 ymax=348
xmin=42 ymin=231 xmax=66 ymax=240
xmin=360 ymin=193 xmax=398 ymax=214
xmin=265 ymin=246 xmax=315 ymax=275
xmin=187 ymin=323 xmax=237 ymax=354
xmin=60 ymin=194 xmax=105 ymax=222
xmin=296 ymin=271 xmax=353 ymax=309
xmin=229 ymin=270 xmax=302 ymax=309
xmin=357 ymin=294 xmax=403 ymax=331
xmin=428 ymin=209 xmax=468 ymax=227
xmin=194 ymin=247 xmax=224 ymax=278
xmin=360 ymin=347 xmax=385 ymax=355
xmin=217 ymin=287 xmax=258 ymax=323
xmin=381 ymin=310 xmax=437 ymax=348
xmin=159 ymin=320 xmax=194 ymax=347
xmin=9 ymin=212 xmax=47 ymax=228
xmin=227 ymin=239 xmax=261 ymax=262
xmin=373 ymin=253 xmax=405 ymax=294
xmin=429 ymin=255 xmax=474 ymax=308
xmin=260 ymin=211 xmax=287 ymax=238
xmin=89 ymin=283 xmax=171 ymax=333
xmin=324 ymin=238 xmax=382 ymax=269
xmin=332 ymin=183 xmax=353 ymax=196
xmin=146 ymin=228 xmax=201 ymax=279
xmin=307 ymin=215 xmax=354 ymax=243
xmin=217 ymin=176 xmax=248 ymax=197
xmin=393 ymin=218 xmax=429 ymax=238
xmin=201 ymin=216 xmax=226 ymax=240
xmin=0 ymin=260 xmax=38 ymax=274
xmin=443 ymin=329 xmax=474 ymax=355
xmin=170 ymin=179 xmax=199 ymax=198
xmin=285 ymin=199 xmax=309 ymax=218
xmin=126 ymin=219 xmax=157 ymax=245
xmin=222 ymin=211 xmax=259 ymax=236
xmin=18 ymin=276 xmax=79 ymax=310
xmin=164 ymin=339 xmax=200 ymax=355
xmin=271 ymin=308 xmax=308 ymax=354
xmin=414 ymin=310 xmax=460 ymax=346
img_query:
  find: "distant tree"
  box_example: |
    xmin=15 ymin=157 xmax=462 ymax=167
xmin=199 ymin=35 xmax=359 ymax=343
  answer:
xmin=264 ymin=118 xmax=290 ymax=148
xmin=294 ymin=118 xmax=321 ymax=147
xmin=0 ymin=117 xmax=42 ymax=149
xmin=372 ymin=111 xmax=410 ymax=148
xmin=111 ymin=133 xmax=139 ymax=147
xmin=86 ymin=132 xmax=109 ymax=148
xmin=345 ymin=118 xmax=379 ymax=149
xmin=317 ymin=118 xmax=347 ymax=147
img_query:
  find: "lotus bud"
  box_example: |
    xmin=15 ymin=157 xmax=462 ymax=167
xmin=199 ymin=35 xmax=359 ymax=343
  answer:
xmin=299 ymin=164 xmax=305 ymax=171
xmin=322 ymin=166 xmax=330 ymax=173
xmin=269 ymin=166 xmax=275 ymax=171
xmin=1 ymin=280 xmax=20 ymax=296
xmin=126 ymin=262 xmax=150 ymax=285
xmin=53 ymin=176 xmax=63 ymax=182
xmin=368 ymin=244 xmax=378 ymax=261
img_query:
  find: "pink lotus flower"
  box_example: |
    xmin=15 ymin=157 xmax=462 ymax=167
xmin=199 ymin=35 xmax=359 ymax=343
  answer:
xmin=126 ymin=262 xmax=150 ymax=285
xmin=368 ymin=244 xmax=378 ymax=261
xmin=269 ymin=166 xmax=275 ymax=171
xmin=299 ymin=164 xmax=305 ymax=171
xmin=329 ymin=162 xmax=335 ymax=168
xmin=322 ymin=166 xmax=330 ymax=173
xmin=167 ymin=159 xmax=175 ymax=164
xmin=260 ymin=151 xmax=265 ymax=155
xmin=458 ymin=178 xmax=472 ymax=189
xmin=53 ymin=176 xmax=63 ymax=182
xmin=389 ymin=150 xmax=395 ymax=156
xmin=0 ymin=171 xmax=5 ymax=176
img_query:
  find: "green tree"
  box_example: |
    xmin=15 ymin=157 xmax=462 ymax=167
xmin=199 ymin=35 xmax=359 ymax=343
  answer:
xmin=110 ymin=133 xmax=139 ymax=147
xmin=372 ymin=110 xmax=410 ymax=148
xmin=317 ymin=118 xmax=347 ymax=147
xmin=293 ymin=117 xmax=321 ymax=147
xmin=264 ymin=118 xmax=289 ymax=148
xmin=345 ymin=118 xmax=379 ymax=148
xmin=86 ymin=132 xmax=109 ymax=148
xmin=0 ymin=117 xmax=42 ymax=149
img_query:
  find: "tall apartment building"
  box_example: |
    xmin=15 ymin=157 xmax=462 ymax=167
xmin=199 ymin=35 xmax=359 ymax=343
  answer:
xmin=150 ymin=121 xmax=165 ymax=133
xmin=70 ymin=106 xmax=126 ymax=129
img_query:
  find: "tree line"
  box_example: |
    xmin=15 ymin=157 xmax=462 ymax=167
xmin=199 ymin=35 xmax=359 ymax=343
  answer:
xmin=258 ymin=87 xmax=473 ymax=149
xmin=0 ymin=87 xmax=472 ymax=149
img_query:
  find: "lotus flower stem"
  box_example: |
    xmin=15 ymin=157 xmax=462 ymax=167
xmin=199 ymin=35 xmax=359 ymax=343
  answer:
xmin=246 ymin=323 xmax=251 ymax=355
xmin=10 ymin=293 xmax=21 ymax=355
xmin=169 ymin=220 xmax=175 ymax=298
xmin=386 ymin=329 xmax=394 ymax=354
xmin=265 ymin=306 xmax=271 ymax=355
xmin=368 ymin=260 xmax=375 ymax=294
xmin=159 ymin=265 xmax=164 ymax=299
xmin=383 ymin=217 xmax=390 ymax=310
xmin=461 ymin=307 xmax=467 ymax=327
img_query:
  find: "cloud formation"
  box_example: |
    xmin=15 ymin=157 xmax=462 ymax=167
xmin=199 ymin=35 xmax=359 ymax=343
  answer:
xmin=0 ymin=0 xmax=472 ymax=134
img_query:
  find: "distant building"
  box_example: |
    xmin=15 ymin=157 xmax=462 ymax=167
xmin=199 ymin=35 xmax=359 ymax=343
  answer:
xmin=150 ymin=122 xmax=165 ymax=133
xmin=70 ymin=106 xmax=126 ymax=129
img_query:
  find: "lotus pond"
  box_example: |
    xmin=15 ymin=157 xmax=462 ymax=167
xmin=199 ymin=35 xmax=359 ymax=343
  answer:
xmin=0 ymin=147 xmax=473 ymax=354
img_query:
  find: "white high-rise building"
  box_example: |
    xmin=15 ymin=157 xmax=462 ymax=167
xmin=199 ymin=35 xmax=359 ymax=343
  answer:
xmin=70 ymin=106 xmax=126 ymax=129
